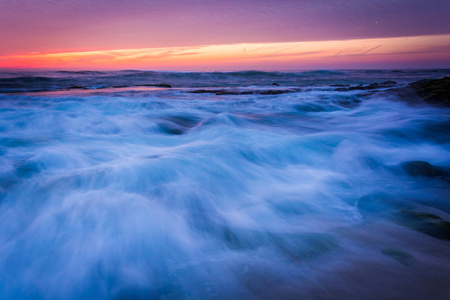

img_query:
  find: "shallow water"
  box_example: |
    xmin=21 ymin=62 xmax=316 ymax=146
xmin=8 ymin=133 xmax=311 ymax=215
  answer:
xmin=0 ymin=70 xmax=450 ymax=299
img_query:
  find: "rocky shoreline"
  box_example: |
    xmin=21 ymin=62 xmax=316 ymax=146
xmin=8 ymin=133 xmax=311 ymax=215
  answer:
xmin=332 ymin=76 xmax=450 ymax=107
xmin=393 ymin=76 xmax=450 ymax=107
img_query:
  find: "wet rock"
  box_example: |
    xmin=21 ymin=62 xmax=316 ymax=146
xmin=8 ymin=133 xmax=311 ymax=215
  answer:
xmin=155 ymin=83 xmax=172 ymax=88
xmin=142 ymin=83 xmax=172 ymax=88
xmin=344 ymin=81 xmax=398 ymax=91
xmin=348 ymin=84 xmax=366 ymax=91
xmin=400 ymin=161 xmax=445 ymax=178
xmin=331 ymin=84 xmax=350 ymax=87
xmin=187 ymin=89 xmax=298 ymax=95
xmin=259 ymin=90 xmax=291 ymax=95
xmin=389 ymin=77 xmax=450 ymax=107
xmin=394 ymin=210 xmax=450 ymax=241
xmin=381 ymin=247 xmax=415 ymax=266
xmin=407 ymin=77 xmax=450 ymax=106
xmin=334 ymin=87 xmax=349 ymax=92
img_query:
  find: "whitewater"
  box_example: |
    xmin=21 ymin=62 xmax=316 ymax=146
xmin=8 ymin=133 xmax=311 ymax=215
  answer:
xmin=0 ymin=70 xmax=449 ymax=299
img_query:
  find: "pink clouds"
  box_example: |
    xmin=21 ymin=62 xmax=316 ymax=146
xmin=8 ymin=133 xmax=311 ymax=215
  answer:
xmin=2 ymin=35 xmax=449 ymax=70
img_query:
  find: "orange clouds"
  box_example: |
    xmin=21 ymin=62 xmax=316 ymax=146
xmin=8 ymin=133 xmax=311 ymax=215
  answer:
xmin=1 ymin=34 xmax=450 ymax=70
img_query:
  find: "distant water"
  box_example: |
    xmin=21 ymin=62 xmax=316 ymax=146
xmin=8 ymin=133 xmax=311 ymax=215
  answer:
xmin=0 ymin=70 xmax=449 ymax=299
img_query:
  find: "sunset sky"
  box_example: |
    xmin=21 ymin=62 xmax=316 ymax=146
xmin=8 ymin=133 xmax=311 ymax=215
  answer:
xmin=1 ymin=0 xmax=450 ymax=70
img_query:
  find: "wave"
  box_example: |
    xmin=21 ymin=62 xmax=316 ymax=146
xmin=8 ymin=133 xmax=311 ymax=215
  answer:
xmin=0 ymin=69 xmax=448 ymax=93
xmin=0 ymin=79 xmax=449 ymax=298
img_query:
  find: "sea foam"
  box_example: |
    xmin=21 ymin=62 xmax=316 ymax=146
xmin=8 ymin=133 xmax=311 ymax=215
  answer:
xmin=0 ymin=70 xmax=449 ymax=299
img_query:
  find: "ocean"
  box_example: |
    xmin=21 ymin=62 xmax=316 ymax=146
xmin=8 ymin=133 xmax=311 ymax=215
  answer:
xmin=0 ymin=69 xmax=449 ymax=299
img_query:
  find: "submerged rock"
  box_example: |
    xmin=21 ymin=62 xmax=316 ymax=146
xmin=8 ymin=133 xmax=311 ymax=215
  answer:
xmin=394 ymin=210 xmax=450 ymax=241
xmin=400 ymin=160 xmax=446 ymax=178
xmin=381 ymin=247 xmax=415 ymax=266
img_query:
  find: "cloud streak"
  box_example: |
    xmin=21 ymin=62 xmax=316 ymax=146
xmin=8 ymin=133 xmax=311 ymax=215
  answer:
xmin=1 ymin=34 xmax=449 ymax=70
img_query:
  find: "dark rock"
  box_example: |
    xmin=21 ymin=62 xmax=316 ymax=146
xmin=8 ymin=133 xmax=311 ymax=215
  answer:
xmin=348 ymin=84 xmax=366 ymax=91
xmin=187 ymin=89 xmax=220 ymax=94
xmin=187 ymin=89 xmax=298 ymax=95
xmin=407 ymin=77 xmax=450 ymax=106
xmin=395 ymin=210 xmax=450 ymax=241
xmin=367 ymin=83 xmax=381 ymax=89
xmin=400 ymin=161 xmax=444 ymax=178
xmin=259 ymin=90 xmax=291 ymax=95
xmin=334 ymin=98 xmax=362 ymax=108
xmin=347 ymin=81 xmax=397 ymax=91
xmin=388 ymin=77 xmax=450 ymax=107
xmin=155 ymin=83 xmax=172 ymax=88
xmin=271 ymin=83 xmax=279 ymax=86
xmin=381 ymin=247 xmax=415 ymax=266
xmin=142 ymin=83 xmax=172 ymax=88
xmin=334 ymin=87 xmax=349 ymax=92
xmin=215 ymin=90 xmax=253 ymax=95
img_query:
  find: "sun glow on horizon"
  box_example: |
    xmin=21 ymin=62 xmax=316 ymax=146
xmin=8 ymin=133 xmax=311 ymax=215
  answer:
xmin=1 ymin=34 xmax=450 ymax=70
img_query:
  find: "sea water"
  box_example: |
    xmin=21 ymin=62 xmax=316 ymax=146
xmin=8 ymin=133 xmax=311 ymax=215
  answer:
xmin=0 ymin=70 xmax=449 ymax=299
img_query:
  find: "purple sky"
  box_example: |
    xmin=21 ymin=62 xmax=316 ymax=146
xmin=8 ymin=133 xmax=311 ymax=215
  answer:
xmin=1 ymin=0 xmax=449 ymax=69
xmin=1 ymin=0 xmax=449 ymax=56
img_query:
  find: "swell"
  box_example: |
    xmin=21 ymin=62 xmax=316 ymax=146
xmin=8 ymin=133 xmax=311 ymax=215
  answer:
xmin=0 ymin=73 xmax=450 ymax=299
xmin=1 ymin=69 xmax=449 ymax=93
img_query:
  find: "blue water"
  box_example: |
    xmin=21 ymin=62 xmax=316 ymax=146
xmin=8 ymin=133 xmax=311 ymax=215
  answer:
xmin=0 ymin=70 xmax=449 ymax=299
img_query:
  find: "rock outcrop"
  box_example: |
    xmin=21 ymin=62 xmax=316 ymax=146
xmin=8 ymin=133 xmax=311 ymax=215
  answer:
xmin=391 ymin=77 xmax=450 ymax=107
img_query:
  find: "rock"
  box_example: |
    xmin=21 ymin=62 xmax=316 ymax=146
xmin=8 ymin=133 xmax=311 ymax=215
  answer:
xmin=407 ymin=77 xmax=450 ymax=106
xmin=155 ymin=83 xmax=172 ymax=88
xmin=395 ymin=210 xmax=450 ymax=241
xmin=400 ymin=161 xmax=444 ymax=178
xmin=334 ymin=87 xmax=349 ymax=92
xmin=141 ymin=83 xmax=172 ymax=88
xmin=187 ymin=89 xmax=298 ymax=95
xmin=389 ymin=77 xmax=450 ymax=107
xmin=331 ymin=84 xmax=350 ymax=87
xmin=381 ymin=247 xmax=415 ymax=266
xmin=345 ymin=81 xmax=397 ymax=91
xmin=348 ymin=84 xmax=366 ymax=91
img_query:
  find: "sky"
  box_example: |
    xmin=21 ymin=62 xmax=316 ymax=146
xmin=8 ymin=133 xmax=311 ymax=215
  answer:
xmin=0 ymin=0 xmax=450 ymax=70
